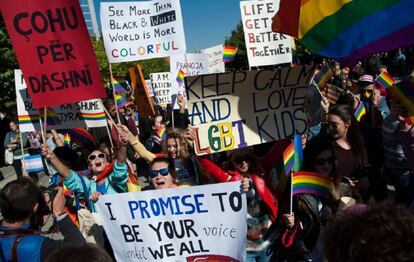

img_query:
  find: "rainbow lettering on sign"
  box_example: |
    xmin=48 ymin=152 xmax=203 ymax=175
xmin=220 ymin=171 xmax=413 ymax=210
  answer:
xmin=193 ymin=119 xmax=247 ymax=155
xmin=111 ymin=41 xmax=179 ymax=59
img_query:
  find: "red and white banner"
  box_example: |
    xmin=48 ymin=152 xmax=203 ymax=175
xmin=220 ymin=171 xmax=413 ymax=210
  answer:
xmin=0 ymin=0 xmax=106 ymax=108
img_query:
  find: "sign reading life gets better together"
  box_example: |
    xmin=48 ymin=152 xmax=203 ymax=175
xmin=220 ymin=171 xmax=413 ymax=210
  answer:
xmin=0 ymin=0 xmax=106 ymax=108
xmin=97 ymin=182 xmax=247 ymax=262
xmin=186 ymin=65 xmax=314 ymax=155
xmin=100 ymin=0 xmax=186 ymax=63
xmin=15 ymin=70 xmax=107 ymax=132
xmin=240 ymin=0 xmax=292 ymax=67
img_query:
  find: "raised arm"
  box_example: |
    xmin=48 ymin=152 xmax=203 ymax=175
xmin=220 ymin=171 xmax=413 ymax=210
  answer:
xmin=118 ymin=124 xmax=156 ymax=162
xmin=41 ymin=144 xmax=71 ymax=178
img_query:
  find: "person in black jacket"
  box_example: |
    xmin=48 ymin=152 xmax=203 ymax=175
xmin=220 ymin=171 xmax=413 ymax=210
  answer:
xmin=0 ymin=178 xmax=85 ymax=261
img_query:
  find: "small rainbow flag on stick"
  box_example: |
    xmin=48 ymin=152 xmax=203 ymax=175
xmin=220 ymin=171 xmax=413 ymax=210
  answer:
xmin=292 ymin=171 xmax=332 ymax=199
xmin=64 ymin=133 xmax=71 ymax=146
xmin=324 ymin=84 xmax=341 ymax=105
xmin=354 ymin=102 xmax=366 ymax=122
xmin=176 ymin=68 xmax=185 ymax=85
xmin=283 ymin=142 xmax=295 ymax=175
xmin=375 ymin=71 xmax=394 ymax=89
xmin=115 ymin=94 xmax=128 ymax=108
xmin=293 ymin=135 xmax=303 ymax=172
xmin=156 ymin=127 xmax=167 ymax=141
xmin=223 ymin=46 xmax=238 ymax=63
xmin=111 ymin=77 xmax=126 ymax=93
xmin=314 ymin=66 xmax=333 ymax=90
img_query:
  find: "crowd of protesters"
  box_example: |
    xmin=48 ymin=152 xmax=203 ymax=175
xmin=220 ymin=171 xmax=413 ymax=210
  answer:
xmin=1 ymin=47 xmax=414 ymax=261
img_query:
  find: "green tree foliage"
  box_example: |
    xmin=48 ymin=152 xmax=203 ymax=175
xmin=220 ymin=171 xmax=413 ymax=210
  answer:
xmin=224 ymin=21 xmax=248 ymax=70
xmin=0 ymin=15 xmax=18 ymax=110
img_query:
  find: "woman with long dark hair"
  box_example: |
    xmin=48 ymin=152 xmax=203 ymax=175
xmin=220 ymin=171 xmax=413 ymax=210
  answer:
xmin=326 ymin=104 xmax=367 ymax=178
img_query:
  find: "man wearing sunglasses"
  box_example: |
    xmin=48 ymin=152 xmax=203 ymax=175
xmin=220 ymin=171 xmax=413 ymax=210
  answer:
xmin=149 ymin=156 xmax=178 ymax=190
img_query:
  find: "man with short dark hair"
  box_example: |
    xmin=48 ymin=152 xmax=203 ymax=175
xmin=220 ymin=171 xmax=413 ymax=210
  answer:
xmin=0 ymin=178 xmax=85 ymax=261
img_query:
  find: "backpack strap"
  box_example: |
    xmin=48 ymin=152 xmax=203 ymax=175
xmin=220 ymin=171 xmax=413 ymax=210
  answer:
xmin=11 ymin=236 xmax=24 ymax=262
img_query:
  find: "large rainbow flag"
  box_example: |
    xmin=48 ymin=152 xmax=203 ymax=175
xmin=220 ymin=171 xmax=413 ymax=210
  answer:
xmin=292 ymin=171 xmax=332 ymax=199
xmin=272 ymin=0 xmax=414 ymax=64
xmin=59 ymin=128 xmax=95 ymax=147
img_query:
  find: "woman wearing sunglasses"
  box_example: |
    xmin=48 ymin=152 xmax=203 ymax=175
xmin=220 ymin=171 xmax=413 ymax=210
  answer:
xmin=149 ymin=156 xmax=178 ymax=190
xmin=198 ymin=148 xmax=278 ymax=261
xmin=40 ymin=127 xmax=129 ymax=209
xmin=275 ymin=138 xmax=352 ymax=262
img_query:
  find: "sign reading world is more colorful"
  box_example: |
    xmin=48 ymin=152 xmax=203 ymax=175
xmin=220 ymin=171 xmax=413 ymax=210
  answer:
xmin=96 ymin=182 xmax=247 ymax=262
xmin=0 ymin=0 xmax=106 ymax=108
xmin=15 ymin=70 xmax=107 ymax=132
xmin=100 ymin=0 xmax=186 ymax=63
xmin=186 ymin=65 xmax=314 ymax=155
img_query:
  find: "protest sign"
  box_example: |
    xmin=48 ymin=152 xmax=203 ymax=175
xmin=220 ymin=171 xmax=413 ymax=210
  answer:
xmin=100 ymin=0 xmax=186 ymax=63
xmin=150 ymin=72 xmax=172 ymax=106
xmin=130 ymin=65 xmax=155 ymax=116
xmin=186 ymin=65 xmax=314 ymax=155
xmin=15 ymin=70 xmax=107 ymax=132
xmin=96 ymin=181 xmax=247 ymax=262
xmin=201 ymin=44 xmax=225 ymax=73
xmin=240 ymin=0 xmax=292 ymax=67
xmin=170 ymin=53 xmax=209 ymax=109
xmin=145 ymin=79 xmax=154 ymax=97
xmin=1 ymin=0 xmax=106 ymax=108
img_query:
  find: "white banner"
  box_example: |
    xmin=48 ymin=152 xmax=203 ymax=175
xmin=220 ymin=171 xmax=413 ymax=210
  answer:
xmin=101 ymin=0 xmax=186 ymax=63
xmin=150 ymin=72 xmax=172 ymax=106
xmin=186 ymin=65 xmax=314 ymax=155
xmin=170 ymin=53 xmax=209 ymax=109
xmin=201 ymin=44 xmax=225 ymax=73
xmin=96 ymin=182 xmax=247 ymax=262
xmin=15 ymin=70 xmax=107 ymax=132
xmin=240 ymin=0 xmax=292 ymax=67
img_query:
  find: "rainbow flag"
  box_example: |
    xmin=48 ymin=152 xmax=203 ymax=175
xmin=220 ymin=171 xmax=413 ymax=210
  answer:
xmin=375 ymin=71 xmax=395 ymax=89
xmin=314 ymin=66 xmax=333 ymax=90
xmin=176 ymin=68 xmax=185 ymax=85
xmin=354 ymin=102 xmax=366 ymax=122
xmin=272 ymin=0 xmax=414 ymax=64
xmin=156 ymin=127 xmax=167 ymax=141
xmin=18 ymin=115 xmax=39 ymax=125
xmin=115 ymin=94 xmax=128 ymax=108
xmin=64 ymin=133 xmax=71 ymax=146
xmin=59 ymin=128 xmax=95 ymax=147
xmin=292 ymin=171 xmax=332 ymax=199
xmin=80 ymin=112 xmax=106 ymax=121
xmin=283 ymin=142 xmax=295 ymax=175
xmin=293 ymin=135 xmax=303 ymax=172
xmin=223 ymin=46 xmax=238 ymax=63
xmin=111 ymin=77 xmax=126 ymax=93
xmin=324 ymin=84 xmax=341 ymax=105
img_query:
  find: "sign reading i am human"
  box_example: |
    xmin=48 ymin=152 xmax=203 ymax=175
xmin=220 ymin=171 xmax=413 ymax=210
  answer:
xmin=201 ymin=44 xmax=225 ymax=73
xmin=100 ymin=0 xmax=186 ymax=63
xmin=240 ymin=0 xmax=292 ymax=67
xmin=96 ymin=181 xmax=247 ymax=262
xmin=0 ymin=0 xmax=106 ymax=108
xmin=150 ymin=72 xmax=172 ymax=106
xmin=15 ymin=70 xmax=107 ymax=132
xmin=186 ymin=65 xmax=314 ymax=155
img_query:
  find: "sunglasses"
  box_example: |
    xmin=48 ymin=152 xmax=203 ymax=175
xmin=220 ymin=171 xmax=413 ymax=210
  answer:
xmin=150 ymin=168 xmax=169 ymax=178
xmin=232 ymin=155 xmax=253 ymax=164
xmin=88 ymin=153 xmax=106 ymax=161
xmin=314 ymin=156 xmax=335 ymax=166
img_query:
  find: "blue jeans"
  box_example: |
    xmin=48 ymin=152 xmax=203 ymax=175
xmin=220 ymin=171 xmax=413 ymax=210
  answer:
xmin=246 ymin=247 xmax=272 ymax=262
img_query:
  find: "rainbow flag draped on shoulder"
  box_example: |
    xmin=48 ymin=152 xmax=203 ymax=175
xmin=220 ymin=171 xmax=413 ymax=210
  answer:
xmin=272 ymin=0 xmax=414 ymax=64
